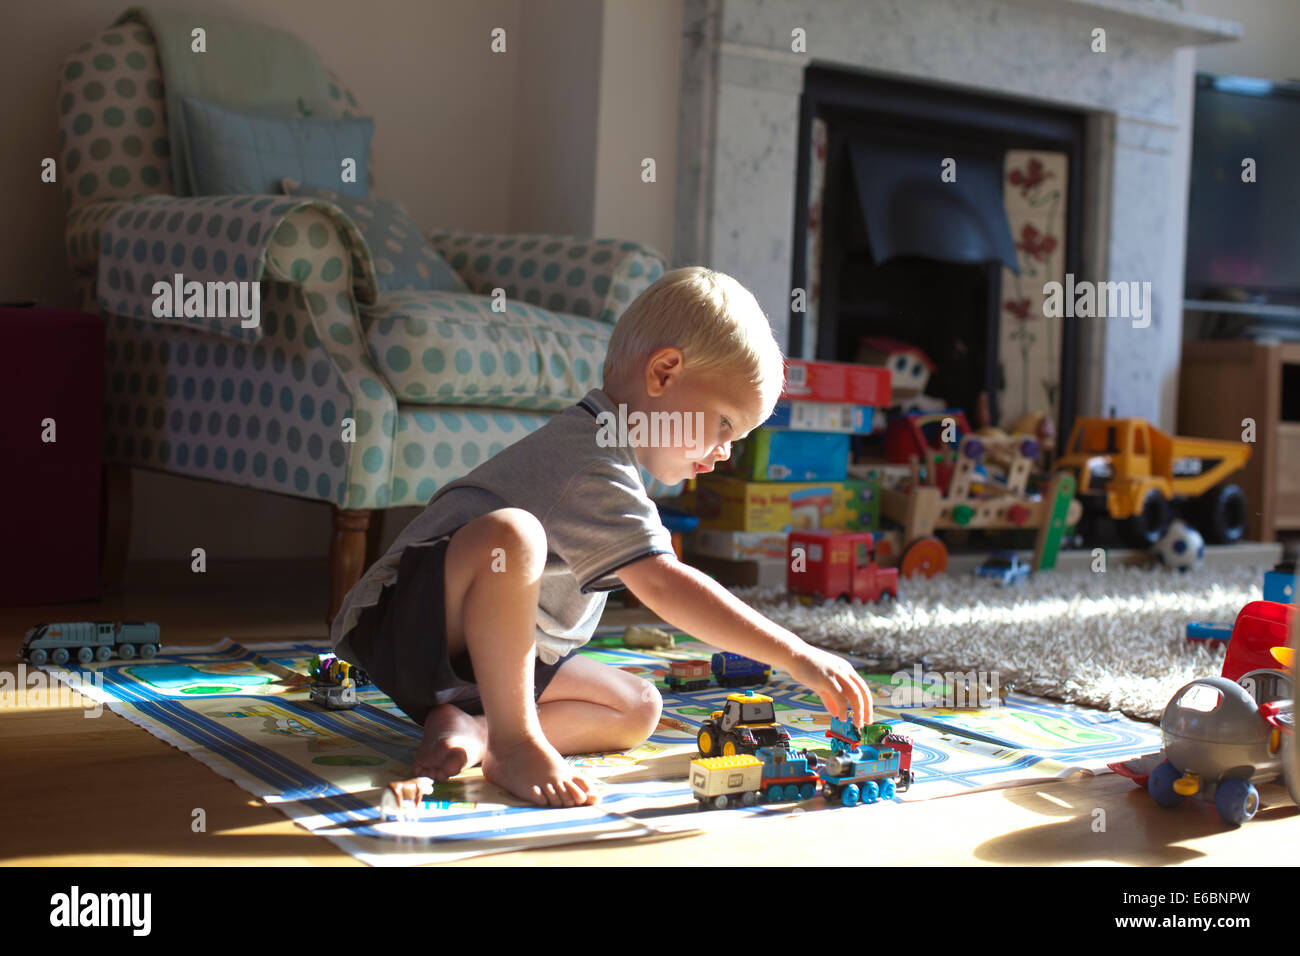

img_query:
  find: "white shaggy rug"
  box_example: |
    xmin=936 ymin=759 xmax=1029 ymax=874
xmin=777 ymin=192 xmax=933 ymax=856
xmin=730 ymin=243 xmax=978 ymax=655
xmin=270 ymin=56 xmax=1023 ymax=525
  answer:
xmin=732 ymin=563 xmax=1273 ymax=723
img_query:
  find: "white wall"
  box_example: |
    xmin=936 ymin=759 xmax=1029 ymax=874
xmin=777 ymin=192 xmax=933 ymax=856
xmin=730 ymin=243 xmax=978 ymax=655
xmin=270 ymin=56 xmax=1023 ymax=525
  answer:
xmin=591 ymin=0 xmax=683 ymax=261
xmin=1192 ymin=0 xmax=1299 ymax=82
xmin=508 ymin=0 xmax=604 ymax=237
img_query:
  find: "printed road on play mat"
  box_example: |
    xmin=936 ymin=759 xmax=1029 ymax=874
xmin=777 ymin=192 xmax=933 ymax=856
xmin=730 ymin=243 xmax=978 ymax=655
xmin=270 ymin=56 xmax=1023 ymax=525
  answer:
xmin=39 ymin=626 xmax=1161 ymax=865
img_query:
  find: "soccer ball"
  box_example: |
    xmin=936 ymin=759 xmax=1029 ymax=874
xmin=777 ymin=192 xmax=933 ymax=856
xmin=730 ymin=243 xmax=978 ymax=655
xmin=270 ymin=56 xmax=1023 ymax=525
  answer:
xmin=1152 ymin=519 xmax=1205 ymax=572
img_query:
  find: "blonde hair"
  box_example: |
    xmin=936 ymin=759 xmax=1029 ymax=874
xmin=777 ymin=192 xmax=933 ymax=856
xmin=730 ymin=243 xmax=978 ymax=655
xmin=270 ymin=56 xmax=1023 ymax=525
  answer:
xmin=602 ymin=267 xmax=785 ymax=409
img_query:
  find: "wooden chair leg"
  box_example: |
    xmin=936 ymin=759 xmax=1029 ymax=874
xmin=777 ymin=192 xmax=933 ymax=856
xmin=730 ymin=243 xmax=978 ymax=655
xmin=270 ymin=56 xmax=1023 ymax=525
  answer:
xmin=329 ymin=507 xmax=371 ymax=628
xmin=99 ymin=463 xmax=132 ymax=590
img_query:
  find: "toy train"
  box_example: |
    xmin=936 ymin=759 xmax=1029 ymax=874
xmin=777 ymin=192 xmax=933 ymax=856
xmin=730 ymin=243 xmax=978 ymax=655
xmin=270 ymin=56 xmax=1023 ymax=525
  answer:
xmin=20 ymin=621 xmax=161 ymax=666
xmin=819 ymin=717 xmax=914 ymax=807
xmin=690 ymin=713 xmax=914 ymax=810
xmin=664 ymin=653 xmax=771 ymax=692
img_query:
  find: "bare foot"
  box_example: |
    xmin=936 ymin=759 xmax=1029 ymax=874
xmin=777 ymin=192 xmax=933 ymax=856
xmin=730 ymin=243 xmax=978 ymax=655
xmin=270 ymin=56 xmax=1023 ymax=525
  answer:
xmin=412 ymin=704 xmax=487 ymax=781
xmin=482 ymin=736 xmax=599 ymax=808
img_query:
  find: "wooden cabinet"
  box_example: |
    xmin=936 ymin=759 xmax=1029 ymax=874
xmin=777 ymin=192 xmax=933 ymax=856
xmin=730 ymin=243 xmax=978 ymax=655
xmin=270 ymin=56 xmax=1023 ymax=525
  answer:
xmin=1178 ymin=340 xmax=1300 ymax=543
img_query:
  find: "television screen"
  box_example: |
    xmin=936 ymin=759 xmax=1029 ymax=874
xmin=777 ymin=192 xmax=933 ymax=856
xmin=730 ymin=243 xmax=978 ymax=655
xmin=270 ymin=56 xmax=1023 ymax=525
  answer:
xmin=1185 ymin=74 xmax=1300 ymax=303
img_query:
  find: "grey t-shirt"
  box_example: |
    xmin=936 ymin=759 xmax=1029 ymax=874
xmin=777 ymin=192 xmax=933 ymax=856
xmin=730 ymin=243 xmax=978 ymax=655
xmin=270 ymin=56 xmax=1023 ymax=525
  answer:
xmin=329 ymin=388 xmax=675 ymax=665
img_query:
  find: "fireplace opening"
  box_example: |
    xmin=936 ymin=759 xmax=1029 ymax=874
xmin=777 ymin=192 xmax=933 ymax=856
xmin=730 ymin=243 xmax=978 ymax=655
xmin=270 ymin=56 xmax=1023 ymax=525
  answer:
xmin=791 ymin=65 xmax=1087 ymax=441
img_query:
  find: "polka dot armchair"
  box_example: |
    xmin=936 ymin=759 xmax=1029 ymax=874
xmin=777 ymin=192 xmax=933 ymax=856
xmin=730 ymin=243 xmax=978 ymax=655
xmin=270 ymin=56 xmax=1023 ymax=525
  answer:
xmin=59 ymin=19 xmax=670 ymax=621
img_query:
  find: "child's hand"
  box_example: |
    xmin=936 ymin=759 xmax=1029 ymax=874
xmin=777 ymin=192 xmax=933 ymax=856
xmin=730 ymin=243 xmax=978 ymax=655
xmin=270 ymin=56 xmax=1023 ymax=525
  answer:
xmin=783 ymin=644 xmax=873 ymax=727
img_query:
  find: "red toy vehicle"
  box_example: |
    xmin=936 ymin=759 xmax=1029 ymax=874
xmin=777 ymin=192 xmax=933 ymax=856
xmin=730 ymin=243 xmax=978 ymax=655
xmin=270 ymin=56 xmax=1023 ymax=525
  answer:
xmin=788 ymin=529 xmax=899 ymax=604
xmin=1223 ymin=600 xmax=1294 ymax=705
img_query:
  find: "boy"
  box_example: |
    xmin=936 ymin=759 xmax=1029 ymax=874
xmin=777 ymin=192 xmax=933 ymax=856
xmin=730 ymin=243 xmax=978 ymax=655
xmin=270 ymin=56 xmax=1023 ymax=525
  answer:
xmin=331 ymin=267 xmax=873 ymax=809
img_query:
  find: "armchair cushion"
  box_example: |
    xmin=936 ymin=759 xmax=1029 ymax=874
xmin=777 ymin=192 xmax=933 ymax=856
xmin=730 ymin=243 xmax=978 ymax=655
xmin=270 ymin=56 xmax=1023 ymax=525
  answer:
xmin=281 ymin=178 xmax=467 ymax=294
xmin=181 ymin=97 xmax=373 ymax=197
xmin=360 ymin=290 xmax=608 ymax=410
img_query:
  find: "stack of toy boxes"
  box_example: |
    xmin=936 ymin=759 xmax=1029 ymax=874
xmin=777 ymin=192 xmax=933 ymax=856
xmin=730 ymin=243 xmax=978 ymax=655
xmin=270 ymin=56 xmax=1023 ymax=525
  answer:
xmin=683 ymin=359 xmax=892 ymax=586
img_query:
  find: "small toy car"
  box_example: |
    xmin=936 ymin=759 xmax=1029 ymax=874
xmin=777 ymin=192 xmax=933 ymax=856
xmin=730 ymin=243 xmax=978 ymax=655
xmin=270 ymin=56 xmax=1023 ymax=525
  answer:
xmin=974 ymin=551 xmax=1031 ymax=586
xmin=308 ymin=652 xmax=369 ymax=710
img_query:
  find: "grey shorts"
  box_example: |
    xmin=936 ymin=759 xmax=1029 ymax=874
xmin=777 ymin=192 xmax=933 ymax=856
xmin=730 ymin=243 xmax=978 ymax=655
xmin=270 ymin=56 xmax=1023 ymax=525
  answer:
xmin=337 ymin=530 xmax=574 ymax=725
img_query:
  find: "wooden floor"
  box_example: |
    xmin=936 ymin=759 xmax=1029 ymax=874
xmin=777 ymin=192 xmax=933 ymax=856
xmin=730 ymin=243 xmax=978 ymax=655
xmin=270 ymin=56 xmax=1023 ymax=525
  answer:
xmin=2 ymin=559 xmax=1296 ymax=867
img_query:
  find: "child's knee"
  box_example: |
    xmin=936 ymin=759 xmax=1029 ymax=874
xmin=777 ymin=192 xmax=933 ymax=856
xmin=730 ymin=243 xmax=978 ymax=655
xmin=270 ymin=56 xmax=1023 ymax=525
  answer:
xmin=626 ymin=677 xmax=663 ymax=737
xmin=451 ymin=507 xmax=547 ymax=577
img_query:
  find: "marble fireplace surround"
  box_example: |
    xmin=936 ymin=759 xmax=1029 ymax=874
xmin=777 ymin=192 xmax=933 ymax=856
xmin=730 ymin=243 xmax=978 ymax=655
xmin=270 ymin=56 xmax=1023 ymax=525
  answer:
xmin=674 ymin=0 xmax=1240 ymax=427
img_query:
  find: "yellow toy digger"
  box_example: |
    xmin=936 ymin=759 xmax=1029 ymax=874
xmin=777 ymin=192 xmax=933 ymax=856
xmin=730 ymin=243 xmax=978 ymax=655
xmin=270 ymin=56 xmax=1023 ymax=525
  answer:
xmin=1055 ymin=417 xmax=1251 ymax=548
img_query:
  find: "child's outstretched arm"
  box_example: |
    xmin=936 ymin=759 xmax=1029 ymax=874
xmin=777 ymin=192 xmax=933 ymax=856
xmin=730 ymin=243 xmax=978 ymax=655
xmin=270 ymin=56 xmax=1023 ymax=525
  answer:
xmin=618 ymin=553 xmax=873 ymax=725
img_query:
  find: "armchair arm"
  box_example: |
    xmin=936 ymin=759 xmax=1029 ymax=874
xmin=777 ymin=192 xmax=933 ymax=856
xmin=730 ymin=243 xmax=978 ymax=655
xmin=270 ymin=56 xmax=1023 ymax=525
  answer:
xmin=93 ymin=194 xmax=380 ymax=345
xmin=427 ymin=230 xmax=667 ymax=326
xmin=66 ymin=200 xmax=133 ymax=276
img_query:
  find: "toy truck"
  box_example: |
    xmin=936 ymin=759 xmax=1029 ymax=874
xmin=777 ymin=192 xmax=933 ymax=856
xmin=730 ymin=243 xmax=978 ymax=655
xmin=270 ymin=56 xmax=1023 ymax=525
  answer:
xmin=664 ymin=659 xmax=712 ymax=692
xmin=711 ymin=651 xmax=771 ymax=687
xmin=697 ymin=692 xmax=792 ymax=757
xmin=690 ymin=754 xmax=764 ymax=810
xmin=787 ymin=529 xmax=899 ymax=604
xmin=1054 ymin=417 xmax=1250 ymax=547
xmin=20 ymin=621 xmax=160 ymax=666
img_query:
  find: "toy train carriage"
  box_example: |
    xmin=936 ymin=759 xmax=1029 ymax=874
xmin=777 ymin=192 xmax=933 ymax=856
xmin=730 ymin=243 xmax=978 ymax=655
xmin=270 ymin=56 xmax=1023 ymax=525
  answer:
xmin=665 ymin=658 xmax=712 ymax=692
xmin=690 ymin=755 xmax=764 ymax=810
xmin=865 ymin=723 xmax=915 ymax=791
xmin=712 ymin=651 xmax=771 ymax=687
xmin=20 ymin=621 xmax=160 ymax=666
xmin=755 ymin=745 xmax=820 ymax=801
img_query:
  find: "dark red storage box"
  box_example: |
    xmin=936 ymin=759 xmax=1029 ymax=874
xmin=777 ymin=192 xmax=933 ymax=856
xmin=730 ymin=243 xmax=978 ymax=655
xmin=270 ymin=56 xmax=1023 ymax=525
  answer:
xmin=0 ymin=308 xmax=105 ymax=605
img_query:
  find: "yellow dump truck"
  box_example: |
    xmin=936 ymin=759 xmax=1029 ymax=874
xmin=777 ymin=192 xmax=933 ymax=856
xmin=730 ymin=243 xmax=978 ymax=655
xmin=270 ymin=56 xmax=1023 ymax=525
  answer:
xmin=1055 ymin=417 xmax=1251 ymax=547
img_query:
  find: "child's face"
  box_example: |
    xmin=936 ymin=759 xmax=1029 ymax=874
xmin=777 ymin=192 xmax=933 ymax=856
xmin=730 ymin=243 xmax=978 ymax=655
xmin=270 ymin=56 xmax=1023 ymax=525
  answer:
xmin=624 ymin=350 xmax=770 ymax=486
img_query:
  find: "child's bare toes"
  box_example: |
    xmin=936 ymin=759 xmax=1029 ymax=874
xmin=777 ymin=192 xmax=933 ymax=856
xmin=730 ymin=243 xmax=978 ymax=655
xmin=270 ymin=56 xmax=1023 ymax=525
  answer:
xmin=483 ymin=737 xmax=598 ymax=808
